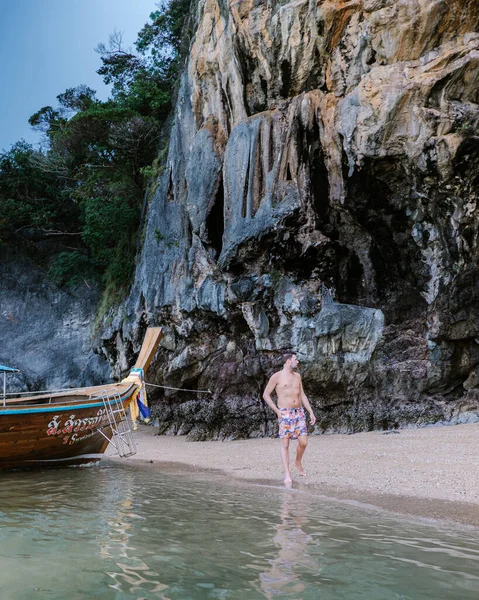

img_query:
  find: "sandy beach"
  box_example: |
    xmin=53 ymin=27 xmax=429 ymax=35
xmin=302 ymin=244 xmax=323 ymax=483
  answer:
xmin=109 ymin=423 xmax=479 ymax=527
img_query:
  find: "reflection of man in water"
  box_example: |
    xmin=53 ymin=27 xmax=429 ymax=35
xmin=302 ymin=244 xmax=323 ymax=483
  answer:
xmin=263 ymin=353 xmax=316 ymax=484
xmin=259 ymin=491 xmax=315 ymax=598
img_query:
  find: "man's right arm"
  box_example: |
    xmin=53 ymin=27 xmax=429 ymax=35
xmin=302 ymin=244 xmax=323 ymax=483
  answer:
xmin=263 ymin=374 xmax=281 ymax=418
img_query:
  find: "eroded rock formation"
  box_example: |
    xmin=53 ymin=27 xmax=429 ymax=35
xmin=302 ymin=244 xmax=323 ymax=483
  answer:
xmin=100 ymin=0 xmax=479 ymax=437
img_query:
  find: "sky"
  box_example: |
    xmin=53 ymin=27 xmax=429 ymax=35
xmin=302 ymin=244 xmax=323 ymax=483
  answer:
xmin=0 ymin=0 xmax=158 ymax=151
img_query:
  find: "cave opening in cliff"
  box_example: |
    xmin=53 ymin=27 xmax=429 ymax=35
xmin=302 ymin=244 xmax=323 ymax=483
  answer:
xmin=343 ymin=158 xmax=426 ymax=311
xmin=206 ymin=178 xmax=224 ymax=259
xmin=455 ymin=138 xmax=479 ymax=181
xmin=260 ymin=76 xmax=268 ymax=109
xmin=286 ymin=163 xmax=293 ymax=181
xmin=299 ymin=117 xmax=331 ymax=227
xmin=234 ymin=45 xmax=264 ymax=115
xmin=232 ymin=313 xmax=252 ymax=337
xmin=283 ymin=241 xmax=347 ymax=285
xmin=311 ymin=149 xmax=330 ymax=224
xmin=343 ymin=252 xmax=364 ymax=301
xmin=366 ymin=48 xmax=377 ymax=66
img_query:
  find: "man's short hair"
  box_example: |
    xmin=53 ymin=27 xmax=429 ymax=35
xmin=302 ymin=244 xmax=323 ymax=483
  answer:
xmin=283 ymin=352 xmax=295 ymax=364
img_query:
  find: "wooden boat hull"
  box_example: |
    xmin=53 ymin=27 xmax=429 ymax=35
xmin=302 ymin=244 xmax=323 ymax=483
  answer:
xmin=0 ymin=385 xmax=137 ymax=470
xmin=0 ymin=326 xmax=163 ymax=470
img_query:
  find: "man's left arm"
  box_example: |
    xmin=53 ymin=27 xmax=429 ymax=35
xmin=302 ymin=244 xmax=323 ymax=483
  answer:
xmin=299 ymin=377 xmax=316 ymax=426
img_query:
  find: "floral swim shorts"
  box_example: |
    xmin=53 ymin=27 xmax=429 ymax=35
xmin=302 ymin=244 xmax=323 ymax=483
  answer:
xmin=278 ymin=407 xmax=308 ymax=440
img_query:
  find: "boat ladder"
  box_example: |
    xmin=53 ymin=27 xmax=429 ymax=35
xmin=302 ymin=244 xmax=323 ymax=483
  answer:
xmin=93 ymin=388 xmax=137 ymax=458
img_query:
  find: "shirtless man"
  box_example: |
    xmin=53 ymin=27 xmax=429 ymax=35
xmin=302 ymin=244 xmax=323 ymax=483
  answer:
xmin=263 ymin=354 xmax=316 ymax=484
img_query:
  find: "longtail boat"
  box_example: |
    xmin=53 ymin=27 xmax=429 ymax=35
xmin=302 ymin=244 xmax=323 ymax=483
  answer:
xmin=0 ymin=327 xmax=163 ymax=470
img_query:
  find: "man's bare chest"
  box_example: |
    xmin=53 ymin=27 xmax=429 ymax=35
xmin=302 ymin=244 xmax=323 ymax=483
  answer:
xmin=277 ymin=375 xmax=300 ymax=393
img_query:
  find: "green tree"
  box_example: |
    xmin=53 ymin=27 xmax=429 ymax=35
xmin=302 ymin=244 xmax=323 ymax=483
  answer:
xmin=1 ymin=0 xmax=193 ymax=300
xmin=0 ymin=141 xmax=78 ymax=243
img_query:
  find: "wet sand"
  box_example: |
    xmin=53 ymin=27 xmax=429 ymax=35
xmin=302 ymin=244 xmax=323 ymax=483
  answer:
xmin=108 ymin=423 xmax=479 ymax=527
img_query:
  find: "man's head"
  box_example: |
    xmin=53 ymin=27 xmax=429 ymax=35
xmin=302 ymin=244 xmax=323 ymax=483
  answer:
xmin=283 ymin=353 xmax=299 ymax=369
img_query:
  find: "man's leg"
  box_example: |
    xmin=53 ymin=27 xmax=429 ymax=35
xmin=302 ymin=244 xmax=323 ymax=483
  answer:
xmin=281 ymin=438 xmax=292 ymax=484
xmin=295 ymin=435 xmax=308 ymax=476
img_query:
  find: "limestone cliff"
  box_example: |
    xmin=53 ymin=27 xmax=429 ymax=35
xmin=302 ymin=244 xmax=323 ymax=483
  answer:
xmin=1 ymin=248 xmax=110 ymax=393
xmin=100 ymin=0 xmax=479 ymax=437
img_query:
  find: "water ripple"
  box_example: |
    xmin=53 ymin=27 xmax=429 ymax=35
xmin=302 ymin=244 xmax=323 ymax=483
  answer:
xmin=0 ymin=464 xmax=478 ymax=599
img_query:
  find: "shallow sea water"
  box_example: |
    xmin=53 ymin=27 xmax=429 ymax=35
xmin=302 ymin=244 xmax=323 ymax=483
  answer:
xmin=0 ymin=461 xmax=478 ymax=600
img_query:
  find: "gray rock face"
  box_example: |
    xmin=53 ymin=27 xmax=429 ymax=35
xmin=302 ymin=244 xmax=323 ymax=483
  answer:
xmin=99 ymin=0 xmax=479 ymax=437
xmin=220 ymin=112 xmax=302 ymax=266
xmin=0 ymin=249 xmax=110 ymax=394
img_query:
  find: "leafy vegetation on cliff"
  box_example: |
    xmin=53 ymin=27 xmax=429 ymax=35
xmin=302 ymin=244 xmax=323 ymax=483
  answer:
xmin=0 ymin=0 xmax=192 ymax=297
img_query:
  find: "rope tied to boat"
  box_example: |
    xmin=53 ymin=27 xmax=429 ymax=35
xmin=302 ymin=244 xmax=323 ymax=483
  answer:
xmin=2 ymin=382 xmax=212 ymax=400
xmin=145 ymin=382 xmax=212 ymax=394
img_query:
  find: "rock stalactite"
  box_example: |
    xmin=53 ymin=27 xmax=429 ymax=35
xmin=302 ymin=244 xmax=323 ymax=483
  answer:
xmin=99 ymin=0 xmax=479 ymax=437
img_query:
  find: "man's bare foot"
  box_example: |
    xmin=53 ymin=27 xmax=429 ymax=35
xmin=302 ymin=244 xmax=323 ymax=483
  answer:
xmin=284 ymin=475 xmax=292 ymax=485
xmin=295 ymin=461 xmax=306 ymax=476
